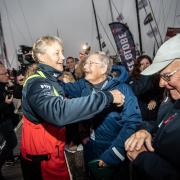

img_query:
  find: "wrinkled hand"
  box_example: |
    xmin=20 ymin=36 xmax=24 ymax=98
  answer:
xmin=98 ymin=160 xmax=107 ymax=167
xmin=147 ymin=100 xmax=157 ymax=110
xmin=127 ymin=144 xmax=147 ymax=161
xmin=125 ymin=129 xmax=154 ymax=152
xmin=110 ymin=89 xmax=125 ymax=107
xmin=5 ymin=95 xmax=13 ymax=104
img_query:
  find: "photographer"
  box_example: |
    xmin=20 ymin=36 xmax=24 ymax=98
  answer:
xmin=0 ymin=64 xmax=18 ymax=179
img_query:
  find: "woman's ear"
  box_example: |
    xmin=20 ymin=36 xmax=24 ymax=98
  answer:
xmin=37 ymin=53 xmax=45 ymax=63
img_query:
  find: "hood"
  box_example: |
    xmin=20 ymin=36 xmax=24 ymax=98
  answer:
xmin=111 ymin=65 xmax=129 ymax=83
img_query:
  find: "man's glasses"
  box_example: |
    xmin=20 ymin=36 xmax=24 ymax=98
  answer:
xmin=84 ymin=61 xmax=102 ymax=66
xmin=160 ymin=68 xmax=180 ymax=82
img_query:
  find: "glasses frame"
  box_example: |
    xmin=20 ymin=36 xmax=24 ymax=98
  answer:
xmin=84 ymin=61 xmax=102 ymax=66
xmin=160 ymin=68 xmax=180 ymax=82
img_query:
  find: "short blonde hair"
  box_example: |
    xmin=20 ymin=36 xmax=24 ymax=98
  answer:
xmin=32 ymin=36 xmax=63 ymax=62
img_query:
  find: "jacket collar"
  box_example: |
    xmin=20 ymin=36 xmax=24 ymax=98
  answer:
xmin=37 ymin=64 xmax=62 ymax=81
xmin=174 ymin=99 xmax=180 ymax=109
xmin=85 ymin=76 xmax=120 ymax=91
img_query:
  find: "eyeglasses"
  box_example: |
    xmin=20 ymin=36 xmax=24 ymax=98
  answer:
xmin=0 ymin=72 xmax=8 ymax=76
xmin=84 ymin=61 xmax=102 ymax=66
xmin=160 ymin=68 xmax=180 ymax=82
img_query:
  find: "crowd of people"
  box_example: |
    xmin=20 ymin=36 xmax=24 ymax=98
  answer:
xmin=0 ymin=34 xmax=179 ymax=180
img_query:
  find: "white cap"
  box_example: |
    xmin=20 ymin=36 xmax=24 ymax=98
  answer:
xmin=141 ymin=34 xmax=180 ymax=75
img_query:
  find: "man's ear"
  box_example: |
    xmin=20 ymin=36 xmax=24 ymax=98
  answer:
xmin=100 ymin=64 xmax=108 ymax=75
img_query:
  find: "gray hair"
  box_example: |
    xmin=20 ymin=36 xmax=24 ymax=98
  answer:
xmin=87 ymin=52 xmax=113 ymax=74
xmin=32 ymin=36 xmax=63 ymax=62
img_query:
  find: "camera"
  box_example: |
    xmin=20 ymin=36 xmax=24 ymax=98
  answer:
xmin=17 ymin=45 xmax=35 ymax=65
xmin=5 ymin=85 xmax=14 ymax=98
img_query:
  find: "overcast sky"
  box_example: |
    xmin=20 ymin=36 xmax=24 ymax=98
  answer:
xmin=0 ymin=0 xmax=180 ymax=68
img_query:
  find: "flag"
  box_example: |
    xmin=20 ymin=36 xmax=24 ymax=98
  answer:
xmin=165 ymin=27 xmax=180 ymax=41
xmin=144 ymin=13 xmax=153 ymax=25
xmin=109 ymin=22 xmax=136 ymax=71
xmin=138 ymin=0 xmax=148 ymax=10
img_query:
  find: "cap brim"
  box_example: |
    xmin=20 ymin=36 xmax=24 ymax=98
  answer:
xmin=141 ymin=60 xmax=173 ymax=75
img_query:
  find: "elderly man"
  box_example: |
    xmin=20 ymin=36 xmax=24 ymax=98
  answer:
xmin=0 ymin=64 xmax=18 ymax=179
xmin=63 ymin=52 xmax=142 ymax=179
xmin=125 ymin=34 xmax=180 ymax=180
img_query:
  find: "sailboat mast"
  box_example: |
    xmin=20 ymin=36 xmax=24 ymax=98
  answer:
xmin=0 ymin=13 xmax=10 ymax=67
xmin=147 ymin=0 xmax=163 ymax=45
xmin=91 ymin=0 xmax=102 ymax=51
xmin=108 ymin=0 xmax=114 ymax=22
xmin=135 ymin=0 xmax=143 ymax=54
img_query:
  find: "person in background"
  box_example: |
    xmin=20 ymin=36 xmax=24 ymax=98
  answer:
xmin=13 ymin=71 xmax=24 ymax=115
xmin=125 ymin=34 xmax=180 ymax=180
xmin=0 ymin=64 xmax=18 ymax=179
xmin=75 ymin=45 xmax=91 ymax=80
xmin=20 ymin=36 xmax=125 ymax=180
xmin=128 ymin=55 xmax=163 ymax=122
xmin=65 ymin=57 xmax=76 ymax=79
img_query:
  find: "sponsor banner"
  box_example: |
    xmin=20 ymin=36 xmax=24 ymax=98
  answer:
xmin=109 ymin=22 xmax=136 ymax=71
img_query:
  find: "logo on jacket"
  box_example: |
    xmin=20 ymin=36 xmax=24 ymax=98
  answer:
xmin=40 ymin=84 xmax=51 ymax=90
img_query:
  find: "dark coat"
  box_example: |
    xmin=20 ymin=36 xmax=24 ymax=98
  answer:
xmin=133 ymin=98 xmax=180 ymax=180
xmin=62 ymin=70 xmax=142 ymax=165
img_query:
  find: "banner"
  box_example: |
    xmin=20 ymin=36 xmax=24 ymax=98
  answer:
xmin=165 ymin=27 xmax=180 ymax=41
xmin=109 ymin=22 xmax=136 ymax=71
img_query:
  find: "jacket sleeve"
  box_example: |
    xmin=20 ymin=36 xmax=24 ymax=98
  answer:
xmin=133 ymin=151 xmax=179 ymax=180
xmin=25 ymin=78 xmax=113 ymax=127
xmin=60 ymin=80 xmax=84 ymax=98
xmin=100 ymin=84 xmax=142 ymax=165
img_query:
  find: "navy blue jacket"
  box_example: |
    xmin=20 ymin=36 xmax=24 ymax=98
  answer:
xmin=22 ymin=64 xmax=113 ymax=127
xmin=62 ymin=72 xmax=142 ymax=165
xmin=133 ymin=98 xmax=180 ymax=180
xmin=128 ymin=74 xmax=163 ymax=121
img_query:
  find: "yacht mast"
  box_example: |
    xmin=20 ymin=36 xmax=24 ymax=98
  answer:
xmin=91 ymin=0 xmax=102 ymax=51
xmin=135 ymin=0 xmax=143 ymax=54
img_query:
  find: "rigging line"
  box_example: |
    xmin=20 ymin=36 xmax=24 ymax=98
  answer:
xmin=97 ymin=15 xmax=117 ymax=54
xmin=111 ymin=0 xmax=125 ymax=21
xmin=164 ymin=0 xmax=174 ymax=27
xmin=173 ymin=0 xmax=179 ymax=26
xmin=2 ymin=0 xmax=16 ymax=47
xmin=108 ymin=0 xmax=114 ymax=22
xmin=111 ymin=0 xmax=123 ymax=22
xmin=17 ymin=0 xmax=33 ymax=43
xmin=135 ymin=0 xmax=143 ymax=54
xmin=0 ymin=13 xmax=10 ymax=67
xmin=142 ymin=0 xmax=160 ymax=48
xmin=9 ymin=51 xmax=17 ymax=67
xmin=157 ymin=0 xmax=164 ymax=27
xmin=91 ymin=0 xmax=102 ymax=51
xmin=147 ymin=0 xmax=163 ymax=44
xmin=90 ymin=7 xmax=94 ymax=47
xmin=162 ymin=0 xmax=167 ymax=35
xmin=9 ymin=12 xmax=28 ymax=43
xmin=2 ymin=0 xmax=16 ymax=67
